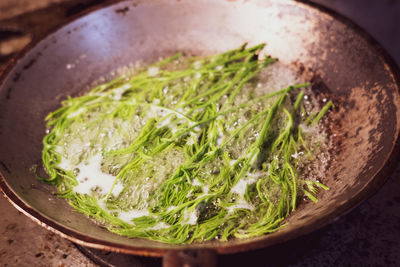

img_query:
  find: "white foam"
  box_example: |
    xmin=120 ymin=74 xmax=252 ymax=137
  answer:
xmin=216 ymin=133 xmax=223 ymax=146
xmin=112 ymin=84 xmax=131 ymax=100
xmin=227 ymin=200 xmax=254 ymax=214
xmin=231 ymin=177 xmax=257 ymax=197
xmin=167 ymin=206 xmax=177 ymax=212
xmin=112 ymin=182 xmax=124 ymax=196
xmin=186 ymin=133 xmax=197 ymax=145
xmin=183 ymin=209 xmax=198 ymax=225
xmin=150 ymin=222 xmax=170 ymax=230
xmin=72 ymin=154 xmax=120 ymax=197
xmin=57 ymin=155 xmax=72 ymax=170
xmin=118 ymin=209 xmax=150 ymax=222
xmin=148 ymin=67 xmax=159 ymax=76
xmin=203 ymin=184 xmax=209 ymax=194
xmin=229 ymin=159 xmax=237 ymax=166
xmin=291 ymin=151 xmax=304 ymax=159
xmin=192 ymin=179 xmax=201 ymax=186
xmin=193 ymin=61 xmax=202 ymax=69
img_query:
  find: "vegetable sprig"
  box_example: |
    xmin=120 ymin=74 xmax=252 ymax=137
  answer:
xmin=40 ymin=43 xmax=333 ymax=243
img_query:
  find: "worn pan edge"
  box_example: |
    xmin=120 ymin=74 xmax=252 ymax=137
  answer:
xmin=0 ymin=0 xmax=399 ymax=257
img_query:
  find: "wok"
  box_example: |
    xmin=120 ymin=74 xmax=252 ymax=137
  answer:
xmin=0 ymin=0 xmax=400 ymax=265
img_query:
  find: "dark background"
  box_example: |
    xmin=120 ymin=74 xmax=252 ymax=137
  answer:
xmin=0 ymin=0 xmax=399 ymax=266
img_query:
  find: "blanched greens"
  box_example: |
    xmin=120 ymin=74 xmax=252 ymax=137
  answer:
xmin=40 ymin=43 xmax=332 ymax=243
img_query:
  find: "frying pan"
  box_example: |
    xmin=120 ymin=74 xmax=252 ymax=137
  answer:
xmin=1 ymin=0 xmax=400 ymax=266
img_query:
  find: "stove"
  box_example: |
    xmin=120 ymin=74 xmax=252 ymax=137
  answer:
xmin=1 ymin=1 xmax=400 ymax=266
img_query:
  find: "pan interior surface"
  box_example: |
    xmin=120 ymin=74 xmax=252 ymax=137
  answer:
xmin=0 ymin=0 xmax=399 ymax=256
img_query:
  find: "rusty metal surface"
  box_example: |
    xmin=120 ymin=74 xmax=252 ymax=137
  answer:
xmin=0 ymin=0 xmax=399 ymax=259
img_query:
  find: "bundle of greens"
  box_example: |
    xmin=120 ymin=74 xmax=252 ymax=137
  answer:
xmin=40 ymin=43 xmax=333 ymax=244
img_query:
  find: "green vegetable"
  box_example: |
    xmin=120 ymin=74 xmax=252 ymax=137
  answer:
xmin=39 ymin=43 xmax=332 ymax=243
